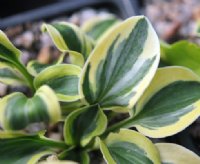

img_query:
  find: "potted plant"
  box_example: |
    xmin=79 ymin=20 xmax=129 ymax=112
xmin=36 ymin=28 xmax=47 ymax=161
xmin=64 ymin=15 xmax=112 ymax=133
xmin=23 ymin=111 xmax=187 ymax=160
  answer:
xmin=0 ymin=15 xmax=199 ymax=164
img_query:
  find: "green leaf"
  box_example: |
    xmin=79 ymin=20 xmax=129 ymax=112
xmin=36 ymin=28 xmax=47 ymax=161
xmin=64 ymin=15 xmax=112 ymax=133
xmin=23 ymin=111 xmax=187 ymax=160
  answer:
xmin=34 ymin=64 xmax=81 ymax=102
xmin=81 ymin=15 xmax=120 ymax=41
xmin=42 ymin=22 xmax=94 ymax=62
xmin=79 ymin=16 xmax=160 ymax=111
xmin=0 ymin=85 xmax=61 ymax=130
xmin=99 ymin=129 xmax=160 ymax=164
xmin=64 ymin=105 xmax=107 ymax=146
xmin=160 ymin=40 xmax=200 ymax=76
xmin=0 ymin=62 xmax=27 ymax=86
xmin=121 ymin=66 xmax=200 ymax=138
xmin=156 ymin=143 xmax=200 ymax=164
xmin=0 ymin=30 xmax=34 ymax=89
xmin=0 ymin=131 xmax=67 ymax=164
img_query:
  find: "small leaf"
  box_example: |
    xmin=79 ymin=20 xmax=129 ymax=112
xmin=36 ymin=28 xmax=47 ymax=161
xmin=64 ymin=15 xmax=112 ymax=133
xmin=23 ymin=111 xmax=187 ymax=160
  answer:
xmin=156 ymin=143 xmax=200 ymax=164
xmin=99 ymin=129 xmax=160 ymax=164
xmin=81 ymin=15 xmax=120 ymax=41
xmin=34 ymin=64 xmax=81 ymax=102
xmin=0 ymin=131 xmax=67 ymax=164
xmin=0 ymin=85 xmax=61 ymax=130
xmin=27 ymin=60 xmax=55 ymax=76
xmin=27 ymin=53 xmax=64 ymax=76
xmin=0 ymin=30 xmax=34 ymax=89
xmin=42 ymin=22 xmax=94 ymax=60
xmin=79 ymin=16 xmax=160 ymax=111
xmin=160 ymin=40 xmax=200 ymax=76
xmin=0 ymin=30 xmax=21 ymax=64
xmin=0 ymin=62 xmax=27 ymax=86
xmin=127 ymin=66 xmax=200 ymax=138
xmin=64 ymin=105 xmax=107 ymax=146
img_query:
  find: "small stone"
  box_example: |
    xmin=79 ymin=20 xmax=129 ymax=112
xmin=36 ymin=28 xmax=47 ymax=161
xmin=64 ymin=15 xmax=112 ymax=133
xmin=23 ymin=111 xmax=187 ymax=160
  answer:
xmin=0 ymin=83 xmax=7 ymax=97
xmin=37 ymin=46 xmax=51 ymax=64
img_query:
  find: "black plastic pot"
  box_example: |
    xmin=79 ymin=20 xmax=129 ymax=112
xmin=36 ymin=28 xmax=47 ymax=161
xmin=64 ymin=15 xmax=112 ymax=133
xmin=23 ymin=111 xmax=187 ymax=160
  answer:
xmin=0 ymin=0 xmax=141 ymax=29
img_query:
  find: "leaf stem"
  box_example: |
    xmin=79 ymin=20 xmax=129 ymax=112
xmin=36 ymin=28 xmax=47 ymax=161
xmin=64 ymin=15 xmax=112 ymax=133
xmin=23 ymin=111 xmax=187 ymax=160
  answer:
xmin=101 ymin=117 xmax=136 ymax=139
xmin=14 ymin=62 xmax=35 ymax=91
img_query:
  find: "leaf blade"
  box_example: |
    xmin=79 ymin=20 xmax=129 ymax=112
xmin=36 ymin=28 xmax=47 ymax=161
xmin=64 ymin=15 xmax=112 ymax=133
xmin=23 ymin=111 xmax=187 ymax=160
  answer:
xmin=0 ymin=132 xmax=67 ymax=164
xmin=99 ymin=129 xmax=161 ymax=164
xmin=0 ymin=85 xmax=61 ymax=130
xmin=64 ymin=105 xmax=107 ymax=146
xmin=80 ymin=16 xmax=160 ymax=111
xmin=156 ymin=143 xmax=200 ymax=164
xmin=34 ymin=64 xmax=81 ymax=102
xmin=130 ymin=66 xmax=200 ymax=138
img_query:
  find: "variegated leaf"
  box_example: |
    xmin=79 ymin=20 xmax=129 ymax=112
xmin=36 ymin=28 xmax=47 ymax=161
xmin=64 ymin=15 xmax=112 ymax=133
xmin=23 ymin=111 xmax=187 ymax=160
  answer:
xmin=0 ymin=30 xmax=21 ymax=64
xmin=121 ymin=66 xmax=200 ymax=138
xmin=99 ymin=129 xmax=161 ymax=164
xmin=156 ymin=143 xmax=200 ymax=164
xmin=42 ymin=22 xmax=94 ymax=63
xmin=81 ymin=15 xmax=120 ymax=41
xmin=0 ymin=30 xmax=33 ymax=88
xmin=64 ymin=105 xmax=107 ymax=146
xmin=0 ymin=62 xmax=27 ymax=86
xmin=0 ymin=85 xmax=61 ymax=130
xmin=160 ymin=40 xmax=200 ymax=76
xmin=79 ymin=16 xmax=160 ymax=111
xmin=34 ymin=64 xmax=81 ymax=102
xmin=27 ymin=53 xmax=64 ymax=76
xmin=0 ymin=131 xmax=67 ymax=164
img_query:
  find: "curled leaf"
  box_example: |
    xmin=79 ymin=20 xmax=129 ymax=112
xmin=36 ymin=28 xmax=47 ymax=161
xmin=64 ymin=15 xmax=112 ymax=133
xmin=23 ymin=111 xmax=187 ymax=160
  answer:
xmin=0 ymin=85 xmax=61 ymax=130
xmin=34 ymin=64 xmax=81 ymax=102
xmin=42 ymin=22 xmax=94 ymax=61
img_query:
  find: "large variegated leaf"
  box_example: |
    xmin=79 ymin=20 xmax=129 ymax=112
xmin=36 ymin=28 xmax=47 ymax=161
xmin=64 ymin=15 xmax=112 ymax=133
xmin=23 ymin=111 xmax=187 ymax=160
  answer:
xmin=156 ymin=143 xmax=200 ymax=164
xmin=0 ymin=62 xmax=27 ymax=86
xmin=34 ymin=64 xmax=81 ymax=102
xmin=160 ymin=40 xmax=200 ymax=76
xmin=99 ymin=129 xmax=160 ymax=164
xmin=81 ymin=15 xmax=120 ymax=41
xmin=79 ymin=16 xmax=160 ymax=111
xmin=0 ymin=131 xmax=67 ymax=164
xmin=0 ymin=85 xmax=61 ymax=130
xmin=64 ymin=105 xmax=107 ymax=146
xmin=116 ymin=66 xmax=200 ymax=138
xmin=0 ymin=30 xmax=33 ymax=88
xmin=42 ymin=22 xmax=94 ymax=62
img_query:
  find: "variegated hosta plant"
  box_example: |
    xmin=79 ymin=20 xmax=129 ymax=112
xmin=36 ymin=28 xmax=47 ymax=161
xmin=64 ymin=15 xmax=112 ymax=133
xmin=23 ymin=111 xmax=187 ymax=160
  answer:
xmin=0 ymin=15 xmax=200 ymax=164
